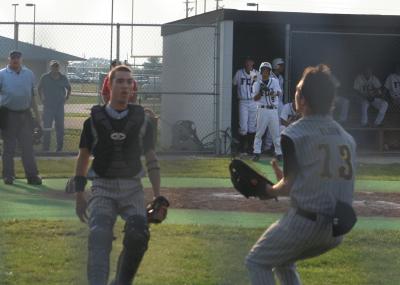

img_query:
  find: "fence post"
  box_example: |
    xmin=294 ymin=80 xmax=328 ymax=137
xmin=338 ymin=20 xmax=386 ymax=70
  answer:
xmin=214 ymin=21 xmax=221 ymax=155
xmin=116 ymin=23 xmax=120 ymax=62
xmin=14 ymin=22 xmax=19 ymax=49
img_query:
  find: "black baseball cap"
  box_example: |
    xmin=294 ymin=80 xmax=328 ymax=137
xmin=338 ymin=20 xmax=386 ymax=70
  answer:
xmin=9 ymin=50 xmax=22 ymax=58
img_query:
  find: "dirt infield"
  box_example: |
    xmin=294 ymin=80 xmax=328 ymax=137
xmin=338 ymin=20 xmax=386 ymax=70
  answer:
xmin=149 ymin=188 xmax=400 ymax=218
xmin=44 ymin=187 xmax=400 ymax=218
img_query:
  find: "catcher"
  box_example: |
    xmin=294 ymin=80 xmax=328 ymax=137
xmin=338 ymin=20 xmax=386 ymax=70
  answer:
xmin=353 ymin=66 xmax=388 ymax=127
xmin=232 ymin=64 xmax=357 ymax=285
xmin=66 ymin=65 xmax=168 ymax=285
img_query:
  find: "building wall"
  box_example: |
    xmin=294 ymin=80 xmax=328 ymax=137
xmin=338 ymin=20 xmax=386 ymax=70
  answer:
xmin=160 ymin=25 xmax=217 ymax=150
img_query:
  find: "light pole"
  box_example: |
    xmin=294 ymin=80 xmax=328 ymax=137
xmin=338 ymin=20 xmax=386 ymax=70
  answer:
xmin=26 ymin=3 xmax=36 ymax=45
xmin=12 ymin=3 xmax=19 ymax=22
xmin=247 ymin=2 xmax=259 ymax=11
xmin=110 ymin=0 xmax=114 ymax=65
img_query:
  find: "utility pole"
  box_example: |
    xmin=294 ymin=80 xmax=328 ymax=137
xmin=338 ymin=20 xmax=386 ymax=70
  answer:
xmin=204 ymin=0 xmax=206 ymax=13
xmin=185 ymin=0 xmax=189 ymax=18
xmin=195 ymin=0 xmax=197 ymax=15
xmin=215 ymin=0 xmax=223 ymax=10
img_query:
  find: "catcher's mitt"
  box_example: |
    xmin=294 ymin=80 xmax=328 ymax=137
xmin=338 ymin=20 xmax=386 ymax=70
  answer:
xmin=147 ymin=196 xmax=170 ymax=224
xmin=229 ymin=159 xmax=276 ymax=200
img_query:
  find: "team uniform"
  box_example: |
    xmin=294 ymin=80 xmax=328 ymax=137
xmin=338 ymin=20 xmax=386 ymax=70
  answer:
xmin=270 ymin=72 xmax=284 ymax=113
xmin=384 ymin=73 xmax=400 ymax=106
xmin=246 ymin=115 xmax=356 ymax=285
xmin=252 ymin=76 xmax=282 ymax=157
xmin=280 ymin=102 xmax=298 ymax=129
xmin=332 ymin=75 xmax=349 ymax=123
xmin=233 ymin=68 xmax=258 ymax=150
xmin=353 ymin=74 xmax=388 ymax=126
xmin=79 ymin=104 xmax=155 ymax=285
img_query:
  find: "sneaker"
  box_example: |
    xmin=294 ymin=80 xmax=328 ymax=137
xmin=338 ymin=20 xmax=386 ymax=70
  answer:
xmin=3 ymin=177 xmax=14 ymax=185
xmin=27 ymin=176 xmax=42 ymax=185
xmin=252 ymin=154 xmax=261 ymax=162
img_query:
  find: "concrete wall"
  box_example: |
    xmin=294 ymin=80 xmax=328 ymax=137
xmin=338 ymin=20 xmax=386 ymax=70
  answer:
xmin=160 ymin=26 xmax=217 ymax=150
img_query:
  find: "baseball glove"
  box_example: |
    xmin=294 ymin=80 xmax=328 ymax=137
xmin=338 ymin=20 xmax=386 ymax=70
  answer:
xmin=147 ymin=196 xmax=170 ymax=224
xmin=229 ymin=159 xmax=276 ymax=200
xmin=65 ymin=176 xmax=87 ymax=193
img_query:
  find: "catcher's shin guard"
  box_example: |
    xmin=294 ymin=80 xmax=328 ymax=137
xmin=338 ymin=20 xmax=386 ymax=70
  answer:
xmin=114 ymin=215 xmax=149 ymax=285
xmin=87 ymin=215 xmax=115 ymax=285
xmin=238 ymin=134 xmax=247 ymax=154
xmin=247 ymin=133 xmax=255 ymax=154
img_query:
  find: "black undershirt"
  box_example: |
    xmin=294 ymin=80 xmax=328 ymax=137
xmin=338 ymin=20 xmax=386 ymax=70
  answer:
xmin=281 ymin=135 xmax=299 ymax=178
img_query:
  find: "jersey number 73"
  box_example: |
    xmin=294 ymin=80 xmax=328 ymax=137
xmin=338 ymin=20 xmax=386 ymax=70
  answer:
xmin=318 ymin=144 xmax=353 ymax=180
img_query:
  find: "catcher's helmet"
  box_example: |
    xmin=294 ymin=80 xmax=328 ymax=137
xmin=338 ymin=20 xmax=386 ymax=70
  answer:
xmin=272 ymin=58 xmax=284 ymax=69
xmin=259 ymin=62 xmax=272 ymax=73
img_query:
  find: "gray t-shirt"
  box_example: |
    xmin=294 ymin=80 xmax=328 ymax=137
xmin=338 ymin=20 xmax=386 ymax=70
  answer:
xmin=282 ymin=115 xmax=356 ymax=215
xmin=38 ymin=72 xmax=71 ymax=107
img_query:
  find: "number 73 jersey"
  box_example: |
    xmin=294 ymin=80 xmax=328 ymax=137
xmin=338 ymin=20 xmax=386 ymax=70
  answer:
xmin=282 ymin=115 xmax=356 ymax=215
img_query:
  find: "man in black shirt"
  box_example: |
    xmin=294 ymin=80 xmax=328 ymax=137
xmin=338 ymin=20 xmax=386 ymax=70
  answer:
xmin=71 ymin=65 xmax=162 ymax=285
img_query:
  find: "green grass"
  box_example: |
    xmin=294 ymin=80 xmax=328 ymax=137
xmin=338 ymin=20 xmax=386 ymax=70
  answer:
xmin=31 ymin=129 xmax=82 ymax=153
xmin=65 ymin=112 xmax=90 ymax=118
xmin=71 ymin=83 xmax=99 ymax=93
xmin=1 ymin=221 xmax=400 ymax=285
xmin=67 ymin=95 xmax=99 ymax=104
xmin=2 ymin=158 xmax=400 ymax=181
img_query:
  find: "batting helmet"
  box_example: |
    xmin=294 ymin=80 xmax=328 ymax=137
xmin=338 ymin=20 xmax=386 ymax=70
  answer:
xmin=272 ymin=58 xmax=284 ymax=69
xmin=259 ymin=62 xmax=272 ymax=73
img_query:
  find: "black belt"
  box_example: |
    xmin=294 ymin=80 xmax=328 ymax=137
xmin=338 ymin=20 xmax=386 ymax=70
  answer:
xmin=296 ymin=208 xmax=317 ymax=221
xmin=259 ymin=105 xmax=277 ymax=109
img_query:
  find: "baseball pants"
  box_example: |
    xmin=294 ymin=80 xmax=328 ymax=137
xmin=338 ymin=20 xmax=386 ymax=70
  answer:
xmin=245 ymin=209 xmax=342 ymax=285
xmin=87 ymin=178 xmax=147 ymax=285
xmin=361 ymin=98 xmax=388 ymax=126
xmin=42 ymin=105 xmax=65 ymax=151
xmin=253 ymin=108 xmax=282 ymax=155
xmin=334 ymin=96 xmax=350 ymax=123
xmin=239 ymin=100 xmax=257 ymax=135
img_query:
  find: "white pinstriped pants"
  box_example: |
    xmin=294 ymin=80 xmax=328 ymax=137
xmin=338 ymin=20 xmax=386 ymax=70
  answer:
xmin=245 ymin=209 xmax=342 ymax=285
xmin=88 ymin=178 xmax=147 ymax=222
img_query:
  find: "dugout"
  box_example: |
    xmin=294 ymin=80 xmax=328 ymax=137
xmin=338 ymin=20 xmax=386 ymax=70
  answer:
xmin=161 ymin=9 xmax=400 ymax=153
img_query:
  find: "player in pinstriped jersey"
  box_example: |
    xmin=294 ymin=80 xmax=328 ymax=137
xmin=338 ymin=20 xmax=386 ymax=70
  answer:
xmin=245 ymin=64 xmax=356 ymax=285
xmin=252 ymin=62 xmax=282 ymax=162
xmin=233 ymin=57 xmax=259 ymax=154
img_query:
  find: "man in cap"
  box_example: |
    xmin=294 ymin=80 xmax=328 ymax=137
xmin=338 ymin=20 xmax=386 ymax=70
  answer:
xmin=232 ymin=57 xmax=259 ymax=155
xmin=252 ymin=62 xmax=282 ymax=162
xmin=0 ymin=51 xmax=42 ymax=185
xmin=38 ymin=60 xmax=72 ymax=152
xmin=263 ymin=58 xmax=285 ymax=153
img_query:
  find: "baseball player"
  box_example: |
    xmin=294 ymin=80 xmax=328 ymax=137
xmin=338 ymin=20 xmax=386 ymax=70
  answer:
xmin=280 ymin=101 xmax=300 ymax=129
xmin=263 ymin=58 xmax=284 ymax=153
xmin=246 ymin=64 xmax=356 ymax=285
xmin=353 ymin=67 xmax=388 ymax=127
xmin=271 ymin=58 xmax=285 ymax=111
xmin=383 ymin=63 xmax=400 ymax=106
xmin=331 ymin=73 xmax=350 ymax=124
xmin=70 ymin=65 xmax=163 ymax=285
xmin=252 ymin=62 xmax=282 ymax=162
xmin=233 ymin=57 xmax=259 ymax=154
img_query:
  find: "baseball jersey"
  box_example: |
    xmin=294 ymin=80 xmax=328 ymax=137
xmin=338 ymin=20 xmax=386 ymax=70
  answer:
xmin=282 ymin=115 xmax=356 ymax=215
xmin=384 ymin=73 xmax=400 ymax=98
xmin=252 ymin=77 xmax=281 ymax=108
xmin=271 ymin=72 xmax=284 ymax=92
xmin=233 ymin=68 xmax=258 ymax=100
xmin=280 ymin=103 xmax=296 ymax=122
xmin=353 ymin=74 xmax=381 ymax=94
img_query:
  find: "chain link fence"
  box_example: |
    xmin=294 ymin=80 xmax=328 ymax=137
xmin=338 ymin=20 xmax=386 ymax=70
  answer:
xmin=0 ymin=22 xmax=224 ymax=155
